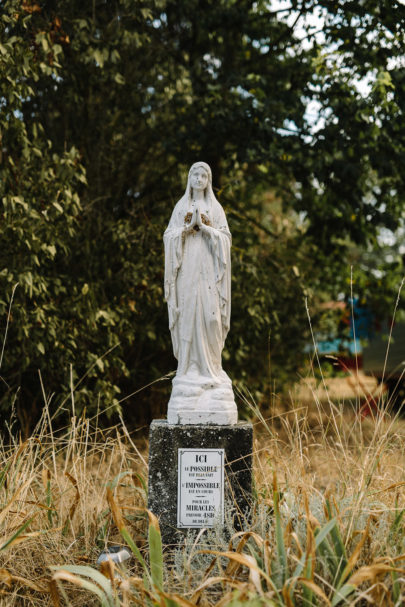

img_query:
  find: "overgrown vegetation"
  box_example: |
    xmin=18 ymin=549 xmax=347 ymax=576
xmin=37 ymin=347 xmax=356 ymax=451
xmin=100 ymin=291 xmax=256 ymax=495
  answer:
xmin=0 ymin=382 xmax=404 ymax=605
xmin=2 ymin=1 xmax=405 ymax=428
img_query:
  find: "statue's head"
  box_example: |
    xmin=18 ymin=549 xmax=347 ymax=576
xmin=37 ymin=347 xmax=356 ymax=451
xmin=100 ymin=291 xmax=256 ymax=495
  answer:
xmin=182 ymin=162 xmax=216 ymax=208
xmin=188 ymin=162 xmax=211 ymax=194
xmin=190 ymin=166 xmax=209 ymax=193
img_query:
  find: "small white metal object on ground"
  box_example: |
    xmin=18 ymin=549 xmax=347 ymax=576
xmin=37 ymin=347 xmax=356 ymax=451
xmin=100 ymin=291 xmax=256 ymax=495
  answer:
xmin=97 ymin=546 xmax=131 ymax=566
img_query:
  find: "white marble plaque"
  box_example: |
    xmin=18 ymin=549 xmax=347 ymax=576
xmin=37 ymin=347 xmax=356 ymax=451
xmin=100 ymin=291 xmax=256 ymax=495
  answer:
xmin=177 ymin=449 xmax=224 ymax=528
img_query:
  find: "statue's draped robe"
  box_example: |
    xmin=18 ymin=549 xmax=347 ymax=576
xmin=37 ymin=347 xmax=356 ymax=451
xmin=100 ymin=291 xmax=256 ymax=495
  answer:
xmin=164 ymin=197 xmax=231 ymax=380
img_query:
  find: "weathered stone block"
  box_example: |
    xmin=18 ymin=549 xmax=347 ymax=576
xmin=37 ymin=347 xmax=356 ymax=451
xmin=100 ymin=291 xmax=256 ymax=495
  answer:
xmin=148 ymin=419 xmax=253 ymax=546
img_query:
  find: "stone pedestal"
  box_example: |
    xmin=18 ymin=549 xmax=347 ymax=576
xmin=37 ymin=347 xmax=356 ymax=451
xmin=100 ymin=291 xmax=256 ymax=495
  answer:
xmin=148 ymin=420 xmax=253 ymax=546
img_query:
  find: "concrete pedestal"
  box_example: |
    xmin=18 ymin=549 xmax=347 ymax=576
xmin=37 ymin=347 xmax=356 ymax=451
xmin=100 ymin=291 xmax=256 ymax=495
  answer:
xmin=148 ymin=419 xmax=253 ymax=546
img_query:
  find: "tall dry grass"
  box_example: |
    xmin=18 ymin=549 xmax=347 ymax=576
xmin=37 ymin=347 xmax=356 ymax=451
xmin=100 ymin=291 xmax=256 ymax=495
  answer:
xmin=0 ymin=373 xmax=404 ymax=606
xmin=0 ymin=405 xmax=148 ymax=606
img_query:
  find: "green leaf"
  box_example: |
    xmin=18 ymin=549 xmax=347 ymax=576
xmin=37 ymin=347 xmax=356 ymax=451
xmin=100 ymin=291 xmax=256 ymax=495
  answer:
xmin=94 ymin=49 xmax=105 ymax=67
xmin=114 ymin=73 xmax=125 ymax=85
xmin=51 ymin=565 xmax=116 ymax=607
xmin=52 ymin=202 xmax=64 ymax=213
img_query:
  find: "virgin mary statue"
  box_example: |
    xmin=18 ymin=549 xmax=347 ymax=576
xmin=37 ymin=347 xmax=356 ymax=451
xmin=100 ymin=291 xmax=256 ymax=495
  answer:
xmin=164 ymin=162 xmax=238 ymax=425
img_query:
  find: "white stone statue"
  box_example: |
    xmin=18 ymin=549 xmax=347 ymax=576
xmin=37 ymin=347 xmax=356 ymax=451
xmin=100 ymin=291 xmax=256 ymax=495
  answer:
xmin=164 ymin=162 xmax=238 ymax=425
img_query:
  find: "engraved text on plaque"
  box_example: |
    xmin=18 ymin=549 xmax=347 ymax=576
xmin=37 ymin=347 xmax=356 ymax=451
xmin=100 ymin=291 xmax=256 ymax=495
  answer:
xmin=177 ymin=449 xmax=224 ymax=528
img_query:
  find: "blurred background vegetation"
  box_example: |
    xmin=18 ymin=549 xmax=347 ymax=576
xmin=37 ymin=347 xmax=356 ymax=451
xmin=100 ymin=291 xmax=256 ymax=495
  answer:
xmin=1 ymin=0 xmax=405 ymax=433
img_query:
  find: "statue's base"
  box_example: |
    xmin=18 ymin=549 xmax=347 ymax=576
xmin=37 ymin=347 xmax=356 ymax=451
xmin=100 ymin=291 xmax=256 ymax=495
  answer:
xmin=167 ymin=399 xmax=238 ymax=425
xmin=168 ymin=375 xmax=237 ymax=425
xmin=148 ymin=419 xmax=253 ymax=546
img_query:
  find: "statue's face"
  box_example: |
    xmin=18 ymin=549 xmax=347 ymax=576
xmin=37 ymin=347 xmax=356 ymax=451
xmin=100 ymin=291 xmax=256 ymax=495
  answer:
xmin=190 ymin=167 xmax=209 ymax=192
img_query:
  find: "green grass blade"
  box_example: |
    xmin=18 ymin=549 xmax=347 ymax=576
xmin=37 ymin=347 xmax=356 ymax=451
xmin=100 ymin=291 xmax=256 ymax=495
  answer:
xmin=331 ymin=582 xmax=356 ymax=606
xmin=325 ymin=500 xmax=347 ymax=583
xmin=315 ymin=518 xmax=337 ymax=548
xmin=106 ymin=470 xmax=133 ymax=490
xmin=316 ymin=537 xmax=338 ymax=579
xmin=314 ymin=517 xmax=342 ymax=579
xmin=120 ymin=526 xmax=151 ymax=584
xmin=302 ymin=557 xmax=315 ymax=607
xmin=143 ymin=572 xmax=150 ymax=592
xmin=302 ymin=587 xmax=315 ymax=607
xmin=107 ymin=486 xmax=149 ymax=579
xmin=391 ymin=570 xmax=400 ymax=604
xmin=52 ymin=566 xmax=115 ymax=607
xmin=148 ymin=512 xmax=163 ymax=591
xmin=0 ymin=516 xmax=34 ymax=552
xmin=273 ymin=477 xmax=287 ymax=585
xmin=389 ymin=509 xmax=405 ymax=537
xmin=292 ymin=552 xmax=306 ymax=579
xmin=52 ymin=565 xmax=114 ymax=597
xmin=134 ymin=472 xmax=148 ymax=495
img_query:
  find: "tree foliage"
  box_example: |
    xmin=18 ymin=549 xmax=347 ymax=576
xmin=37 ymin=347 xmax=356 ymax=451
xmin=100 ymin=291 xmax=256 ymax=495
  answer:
xmin=1 ymin=0 xmax=405 ymax=430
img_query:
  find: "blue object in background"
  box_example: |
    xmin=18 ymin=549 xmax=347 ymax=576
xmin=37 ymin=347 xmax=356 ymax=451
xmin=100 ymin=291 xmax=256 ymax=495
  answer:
xmin=316 ymin=338 xmax=362 ymax=355
xmin=348 ymin=298 xmax=374 ymax=340
xmin=307 ymin=298 xmax=375 ymax=356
